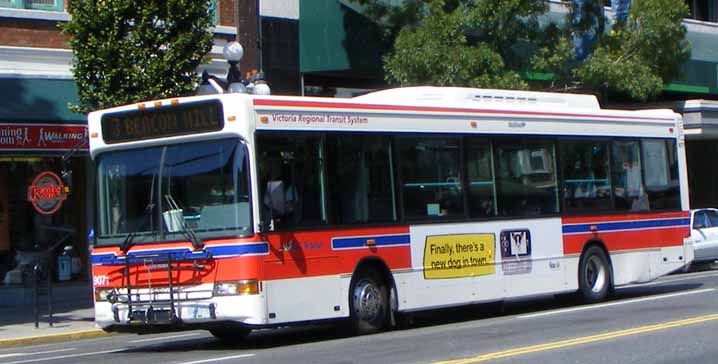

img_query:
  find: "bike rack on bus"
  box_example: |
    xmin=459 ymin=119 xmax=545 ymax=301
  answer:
xmin=117 ymin=250 xmax=214 ymax=325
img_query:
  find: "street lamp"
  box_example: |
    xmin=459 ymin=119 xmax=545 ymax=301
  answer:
xmin=253 ymin=72 xmax=271 ymax=95
xmin=197 ymin=41 xmax=270 ymax=95
xmin=223 ymin=41 xmax=246 ymax=94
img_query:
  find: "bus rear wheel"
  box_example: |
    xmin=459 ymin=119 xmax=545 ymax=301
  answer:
xmin=209 ymin=327 xmax=251 ymax=344
xmin=350 ymin=269 xmax=388 ymax=335
xmin=578 ymin=245 xmax=611 ymax=303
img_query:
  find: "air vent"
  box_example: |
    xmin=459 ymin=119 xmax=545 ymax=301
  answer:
xmin=475 ymin=95 xmax=538 ymax=104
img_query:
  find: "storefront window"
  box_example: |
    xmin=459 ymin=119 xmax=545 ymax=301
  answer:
xmin=0 ymin=156 xmax=88 ymax=285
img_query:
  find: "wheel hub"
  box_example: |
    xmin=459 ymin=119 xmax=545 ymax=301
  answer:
xmin=585 ymin=255 xmax=607 ymax=293
xmin=353 ymin=279 xmax=381 ymax=322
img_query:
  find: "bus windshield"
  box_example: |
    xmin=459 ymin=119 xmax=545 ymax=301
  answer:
xmin=95 ymin=138 xmax=252 ymax=246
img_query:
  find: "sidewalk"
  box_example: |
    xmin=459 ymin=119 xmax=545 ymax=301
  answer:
xmin=0 ymin=280 xmax=107 ymax=347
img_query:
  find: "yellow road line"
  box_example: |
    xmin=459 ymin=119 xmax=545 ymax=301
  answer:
xmin=434 ymin=314 xmax=718 ymax=364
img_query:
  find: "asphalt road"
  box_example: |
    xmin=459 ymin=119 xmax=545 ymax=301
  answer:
xmin=3 ymin=268 xmax=718 ymax=364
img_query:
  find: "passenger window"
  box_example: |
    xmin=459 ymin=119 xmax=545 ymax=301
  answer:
xmin=494 ymin=138 xmax=559 ymax=216
xmin=611 ymin=140 xmax=648 ymax=212
xmin=641 ymin=139 xmax=680 ymax=210
xmin=465 ymin=138 xmax=496 ymax=217
xmin=560 ymin=140 xmax=611 ymax=211
xmin=694 ymin=211 xmax=708 ymax=229
xmin=398 ymin=137 xmax=464 ymax=219
xmin=256 ymin=135 xmax=326 ymax=230
xmin=706 ymin=210 xmax=718 ymax=228
xmin=325 ymin=134 xmax=397 ymax=224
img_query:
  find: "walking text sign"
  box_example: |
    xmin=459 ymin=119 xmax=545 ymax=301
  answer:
xmin=0 ymin=124 xmax=88 ymax=151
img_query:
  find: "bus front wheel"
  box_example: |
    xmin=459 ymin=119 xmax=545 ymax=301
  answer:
xmin=349 ymin=269 xmax=388 ymax=335
xmin=578 ymin=245 xmax=611 ymax=303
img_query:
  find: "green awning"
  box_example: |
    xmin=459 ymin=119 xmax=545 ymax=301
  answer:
xmin=0 ymin=78 xmax=85 ymax=124
xmin=299 ymin=0 xmax=384 ymax=75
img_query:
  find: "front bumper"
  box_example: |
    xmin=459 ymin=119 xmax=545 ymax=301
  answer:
xmin=95 ymin=294 xmax=267 ymax=331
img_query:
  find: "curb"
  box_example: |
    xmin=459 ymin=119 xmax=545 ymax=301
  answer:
xmin=0 ymin=329 xmax=108 ymax=348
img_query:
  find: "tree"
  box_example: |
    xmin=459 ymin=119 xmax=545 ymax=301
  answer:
xmin=353 ymin=0 xmax=691 ymax=101
xmin=62 ymin=0 xmax=214 ymax=113
xmin=383 ymin=1 xmax=527 ymax=89
xmin=575 ymin=0 xmax=691 ymax=100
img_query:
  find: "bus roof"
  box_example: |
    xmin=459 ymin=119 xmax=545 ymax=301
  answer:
xmin=353 ymin=86 xmax=601 ymax=110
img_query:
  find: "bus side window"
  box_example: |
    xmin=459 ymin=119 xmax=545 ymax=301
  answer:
xmin=257 ymin=135 xmax=326 ymax=230
xmin=325 ymin=134 xmax=397 ymax=224
xmin=559 ymin=140 xmax=611 ymax=212
xmin=641 ymin=139 xmax=680 ymax=210
xmin=494 ymin=139 xmax=559 ymax=216
xmin=611 ymin=140 xmax=649 ymax=212
xmin=398 ymin=137 xmax=464 ymax=219
xmin=465 ymin=138 xmax=496 ymax=217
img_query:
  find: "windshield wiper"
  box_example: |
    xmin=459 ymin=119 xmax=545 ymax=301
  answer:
xmin=120 ymin=202 xmax=155 ymax=254
xmin=164 ymin=194 xmax=204 ymax=251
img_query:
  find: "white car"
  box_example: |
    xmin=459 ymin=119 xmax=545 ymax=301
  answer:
xmin=690 ymin=208 xmax=718 ymax=263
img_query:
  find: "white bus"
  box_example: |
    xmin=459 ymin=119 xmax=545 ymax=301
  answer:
xmin=89 ymin=86 xmax=692 ymax=340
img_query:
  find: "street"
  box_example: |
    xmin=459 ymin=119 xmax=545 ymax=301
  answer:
xmin=3 ymin=269 xmax=718 ymax=364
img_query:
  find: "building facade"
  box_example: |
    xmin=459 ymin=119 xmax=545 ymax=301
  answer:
xmin=0 ymin=0 xmax=299 ymax=284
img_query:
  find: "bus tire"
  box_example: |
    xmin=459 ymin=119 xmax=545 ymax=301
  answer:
xmin=350 ymin=269 xmax=388 ymax=335
xmin=209 ymin=327 xmax=251 ymax=344
xmin=578 ymin=245 xmax=611 ymax=303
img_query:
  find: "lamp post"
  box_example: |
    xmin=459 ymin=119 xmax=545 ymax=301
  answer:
xmin=196 ymin=42 xmax=271 ymax=95
xmin=223 ymin=41 xmax=246 ymax=94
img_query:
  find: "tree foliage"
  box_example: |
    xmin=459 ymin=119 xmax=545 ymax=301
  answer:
xmin=62 ymin=0 xmax=214 ymax=113
xmin=575 ymin=0 xmax=691 ymax=100
xmin=354 ymin=0 xmax=691 ymax=101
xmin=383 ymin=1 xmax=526 ymax=89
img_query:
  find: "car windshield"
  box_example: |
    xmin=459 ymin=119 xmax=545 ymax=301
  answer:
xmin=95 ymin=138 xmax=252 ymax=246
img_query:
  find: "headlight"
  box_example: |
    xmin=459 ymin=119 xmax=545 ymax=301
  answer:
xmin=213 ymin=280 xmax=260 ymax=296
xmin=94 ymin=288 xmax=112 ymax=302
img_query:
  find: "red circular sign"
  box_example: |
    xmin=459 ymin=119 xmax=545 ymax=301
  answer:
xmin=27 ymin=171 xmax=67 ymax=215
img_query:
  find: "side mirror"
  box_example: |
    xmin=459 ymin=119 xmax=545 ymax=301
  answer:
xmin=257 ymin=222 xmax=268 ymax=234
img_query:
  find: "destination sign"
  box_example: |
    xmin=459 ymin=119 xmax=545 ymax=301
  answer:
xmin=101 ymin=100 xmax=224 ymax=144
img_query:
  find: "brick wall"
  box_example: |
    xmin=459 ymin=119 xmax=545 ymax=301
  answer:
xmin=0 ymin=19 xmax=68 ymax=49
xmin=219 ymin=0 xmax=237 ymax=27
xmin=237 ymin=0 xmax=258 ymax=73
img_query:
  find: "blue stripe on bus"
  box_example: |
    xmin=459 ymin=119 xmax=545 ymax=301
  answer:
xmin=91 ymin=243 xmax=269 ymax=265
xmin=562 ymin=218 xmax=690 ymax=234
xmin=332 ymin=234 xmax=410 ymax=250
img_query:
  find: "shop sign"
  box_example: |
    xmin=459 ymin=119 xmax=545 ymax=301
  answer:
xmin=27 ymin=171 xmax=67 ymax=215
xmin=0 ymin=124 xmax=88 ymax=151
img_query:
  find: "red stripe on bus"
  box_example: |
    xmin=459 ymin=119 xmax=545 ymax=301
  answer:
xmin=259 ymin=226 xmax=411 ymax=281
xmin=562 ymin=211 xmax=688 ymax=224
xmin=562 ymin=227 xmax=688 ymax=255
xmin=252 ymin=99 xmax=675 ymax=122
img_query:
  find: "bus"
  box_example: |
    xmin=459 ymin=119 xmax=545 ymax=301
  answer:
xmin=88 ymin=86 xmax=692 ymax=340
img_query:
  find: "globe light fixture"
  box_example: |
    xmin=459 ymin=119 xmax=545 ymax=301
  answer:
xmin=196 ymin=41 xmax=271 ymax=95
xmin=222 ymin=41 xmax=244 ymax=62
xmin=223 ymin=41 xmax=244 ymax=93
xmin=253 ymin=72 xmax=271 ymax=95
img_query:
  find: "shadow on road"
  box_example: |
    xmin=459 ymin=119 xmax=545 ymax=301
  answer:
xmin=112 ymin=274 xmax=715 ymax=352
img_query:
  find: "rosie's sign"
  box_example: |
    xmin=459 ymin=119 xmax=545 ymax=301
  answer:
xmin=28 ymin=171 xmax=67 ymax=215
